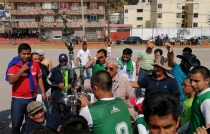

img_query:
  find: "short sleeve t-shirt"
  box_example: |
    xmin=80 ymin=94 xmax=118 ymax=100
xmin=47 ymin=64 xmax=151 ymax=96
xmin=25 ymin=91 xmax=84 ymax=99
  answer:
xmin=77 ymin=49 xmax=91 ymax=66
xmin=138 ymin=50 xmax=154 ymax=71
xmin=7 ymin=60 xmax=42 ymax=98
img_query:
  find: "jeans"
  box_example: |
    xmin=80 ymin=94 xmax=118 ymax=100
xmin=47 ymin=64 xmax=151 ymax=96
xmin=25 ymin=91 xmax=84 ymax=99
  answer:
xmin=11 ymin=97 xmax=36 ymax=134
xmin=83 ymin=66 xmax=91 ymax=79
xmin=135 ymin=68 xmax=152 ymax=98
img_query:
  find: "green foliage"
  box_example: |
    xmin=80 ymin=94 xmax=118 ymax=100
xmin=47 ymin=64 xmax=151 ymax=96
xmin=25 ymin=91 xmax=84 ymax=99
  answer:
xmin=125 ymin=0 xmax=139 ymax=5
xmin=0 ymin=4 xmax=5 ymax=10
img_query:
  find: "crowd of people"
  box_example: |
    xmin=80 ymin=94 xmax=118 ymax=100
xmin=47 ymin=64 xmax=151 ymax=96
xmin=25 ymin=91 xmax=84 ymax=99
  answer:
xmin=4 ymin=42 xmax=210 ymax=134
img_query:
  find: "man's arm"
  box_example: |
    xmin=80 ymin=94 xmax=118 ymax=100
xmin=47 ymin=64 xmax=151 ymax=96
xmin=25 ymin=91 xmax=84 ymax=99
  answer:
xmin=76 ymin=57 xmax=80 ymax=66
xmin=130 ymin=81 xmax=139 ymax=88
xmin=8 ymin=62 xmax=29 ymax=84
xmin=125 ymin=80 xmax=135 ymax=108
xmin=136 ymin=58 xmax=141 ymax=76
xmin=79 ymin=105 xmax=93 ymax=127
xmin=166 ymin=42 xmax=176 ymax=67
xmin=201 ymin=99 xmax=210 ymax=124
xmin=48 ymin=60 xmax=53 ymax=70
xmin=38 ymin=76 xmax=46 ymax=100
xmin=85 ymin=52 xmax=103 ymax=68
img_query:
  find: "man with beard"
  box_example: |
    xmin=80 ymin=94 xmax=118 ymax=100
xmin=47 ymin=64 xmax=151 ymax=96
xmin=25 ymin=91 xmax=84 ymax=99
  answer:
xmin=166 ymin=43 xmax=197 ymax=115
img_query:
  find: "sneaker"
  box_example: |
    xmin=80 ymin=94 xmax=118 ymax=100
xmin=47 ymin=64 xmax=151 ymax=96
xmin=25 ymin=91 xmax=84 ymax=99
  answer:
xmin=0 ymin=122 xmax=4 ymax=129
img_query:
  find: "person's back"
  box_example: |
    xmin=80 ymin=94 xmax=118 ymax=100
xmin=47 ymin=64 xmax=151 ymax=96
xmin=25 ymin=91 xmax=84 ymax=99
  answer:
xmin=88 ymin=98 xmax=132 ymax=133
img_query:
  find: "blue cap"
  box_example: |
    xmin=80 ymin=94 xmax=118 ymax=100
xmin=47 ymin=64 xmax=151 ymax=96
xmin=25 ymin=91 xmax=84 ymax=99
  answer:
xmin=59 ymin=53 xmax=68 ymax=61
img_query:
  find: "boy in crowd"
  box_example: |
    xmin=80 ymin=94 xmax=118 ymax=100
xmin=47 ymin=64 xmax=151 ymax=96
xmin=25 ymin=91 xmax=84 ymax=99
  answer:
xmin=130 ymin=97 xmax=149 ymax=134
xmin=180 ymin=77 xmax=195 ymax=126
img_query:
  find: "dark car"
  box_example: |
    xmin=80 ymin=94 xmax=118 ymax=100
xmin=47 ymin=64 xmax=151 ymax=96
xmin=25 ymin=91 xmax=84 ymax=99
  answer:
xmin=116 ymin=36 xmax=142 ymax=45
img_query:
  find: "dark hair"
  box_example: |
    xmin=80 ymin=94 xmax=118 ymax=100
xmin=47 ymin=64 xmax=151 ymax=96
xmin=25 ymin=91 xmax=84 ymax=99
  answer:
xmin=60 ymin=115 xmax=89 ymax=134
xmin=183 ymin=47 xmax=192 ymax=54
xmin=143 ymin=92 xmax=179 ymax=123
xmin=31 ymin=52 xmax=39 ymax=58
xmin=154 ymin=48 xmax=163 ymax=55
xmin=31 ymin=126 xmax=58 ymax=134
xmin=18 ymin=43 xmax=31 ymax=54
xmin=97 ymin=49 xmax=107 ymax=56
xmin=190 ymin=66 xmax=210 ymax=80
xmin=83 ymin=42 xmax=87 ymax=46
xmin=91 ymin=70 xmax=112 ymax=92
xmin=123 ymin=48 xmax=133 ymax=55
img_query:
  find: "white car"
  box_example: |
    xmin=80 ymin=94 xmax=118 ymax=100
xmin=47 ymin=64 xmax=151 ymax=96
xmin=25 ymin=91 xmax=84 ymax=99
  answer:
xmin=53 ymin=35 xmax=62 ymax=40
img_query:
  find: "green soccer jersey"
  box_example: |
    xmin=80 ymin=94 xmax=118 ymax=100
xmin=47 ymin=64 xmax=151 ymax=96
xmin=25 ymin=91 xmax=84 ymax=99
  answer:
xmin=133 ymin=115 xmax=149 ymax=134
xmin=188 ymin=89 xmax=210 ymax=133
xmin=81 ymin=98 xmax=132 ymax=134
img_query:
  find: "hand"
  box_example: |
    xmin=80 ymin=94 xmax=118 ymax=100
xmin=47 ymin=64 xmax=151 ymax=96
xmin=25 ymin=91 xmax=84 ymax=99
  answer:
xmin=58 ymin=83 xmax=64 ymax=89
xmin=41 ymin=93 xmax=46 ymax=101
xmin=164 ymin=42 xmax=173 ymax=52
xmin=95 ymin=52 xmax=104 ymax=59
xmin=21 ymin=62 xmax=29 ymax=72
xmin=136 ymin=70 xmax=139 ymax=76
xmin=193 ymin=126 xmax=208 ymax=134
xmin=68 ymin=84 xmax=71 ymax=89
xmin=57 ymin=125 xmax=61 ymax=132
xmin=77 ymin=95 xmax=90 ymax=107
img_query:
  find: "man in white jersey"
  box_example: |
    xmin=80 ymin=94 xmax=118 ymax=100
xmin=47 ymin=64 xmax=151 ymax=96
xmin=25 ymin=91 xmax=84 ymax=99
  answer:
xmin=78 ymin=70 xmax=132 ymax=134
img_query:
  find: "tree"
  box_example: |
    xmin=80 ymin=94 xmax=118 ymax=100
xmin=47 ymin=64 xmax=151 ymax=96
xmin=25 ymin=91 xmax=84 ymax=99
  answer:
xmin=177 ymin=29 xmax=190 ymax=39
xmin=0 ymin=4 xmax=5 ymax=10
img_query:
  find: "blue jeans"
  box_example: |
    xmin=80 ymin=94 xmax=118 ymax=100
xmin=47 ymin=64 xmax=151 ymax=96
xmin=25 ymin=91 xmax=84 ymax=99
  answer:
xmin=11 ymin=97 xmax=36 ymax=134
xmin=83 ymin=66 xmax=91 ymax=79
xmin=135 ymin=68 xmax=152 ymax=98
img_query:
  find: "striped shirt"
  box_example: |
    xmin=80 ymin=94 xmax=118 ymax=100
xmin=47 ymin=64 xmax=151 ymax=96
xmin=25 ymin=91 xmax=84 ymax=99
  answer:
xmin=138 ymin=50 xmax=154 ymax=71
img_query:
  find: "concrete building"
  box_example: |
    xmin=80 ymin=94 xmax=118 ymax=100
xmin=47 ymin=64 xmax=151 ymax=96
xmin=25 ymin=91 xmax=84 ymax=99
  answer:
xmin=8 ymin=0 xmax=106 ymax=38
xmin=122 ymin=0 xmax=151 ymax=28
xmin=150 ymin=0 xmax=210 ymax=28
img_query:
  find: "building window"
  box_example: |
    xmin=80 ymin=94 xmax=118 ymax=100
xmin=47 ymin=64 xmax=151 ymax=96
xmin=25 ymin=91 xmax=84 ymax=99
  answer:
xmin=177 ymin=3 xmax=182 ymax=9
xmin=52 ymin=3 xmax=58 ymax=9
xmin=73 ymin=16 xmax=78 ymax=22
xmin=176 ymin=13 xmax=181 ymax=18
xmin=157 ymin=13 xmax=162 ymax=18
xmin=90 ymin=2 xmax=97 ymax=9
xmin=42 ymin=3 xmax=51 ymax=9
xmin=137 ymin=9 xmax=143 ymax=12
xmin=157 ymin=23 xmax=162 ymax=28
xmin=176 ymin=23 xmax=181 ymax=28
xmin=194 ymin=3 xmax=199 ymax=9
xmin=194 ymin=13 xmax=198 ymax=18
xmin=193 ymin=23 xmax=198 ymax=27
xmin=137 ymin=25 xmax=143 ymax=27
xmin=158 ymin=4 xmax=162 ymax=8
xmin=43 ymin=16 xmax=54 ymax=22
xmin=87 ymin=15 xmax=99 ymax=22
xmin=60 ymin=2 xmax=71 ymax=9
xmin=125 ymin=9 xmax=128 ymax=13
xmin=35 ymin=3 xmax=41 ymax=9
xmin=72 ymin=3 xmax=79 ymax=8
xmin=124 ymin=17 xmax=128 ymax=21
xmin=137 ymin=17 xmax=143 ymax=21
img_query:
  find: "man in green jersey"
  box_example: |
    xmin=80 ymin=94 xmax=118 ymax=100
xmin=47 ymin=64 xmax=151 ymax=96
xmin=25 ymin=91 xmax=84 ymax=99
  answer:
xmin=177 ymin=66 xmax=210 ymax=134
xmin=78 ymin=70 xmax=132 ymax=134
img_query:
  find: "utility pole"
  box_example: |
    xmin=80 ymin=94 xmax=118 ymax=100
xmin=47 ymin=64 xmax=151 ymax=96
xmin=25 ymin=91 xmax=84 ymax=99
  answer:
xmin=81 ymin=0 xmax=85 ymax=36
xmin=105 ymin=0 xmax=110 ymax=38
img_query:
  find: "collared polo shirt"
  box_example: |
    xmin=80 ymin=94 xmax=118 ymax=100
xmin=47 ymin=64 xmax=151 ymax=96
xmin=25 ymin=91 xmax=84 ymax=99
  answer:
xmin=138 ymin=73 xmax=180 ymax=97
xmin=138 ymin=50 xmax=154 ymax=71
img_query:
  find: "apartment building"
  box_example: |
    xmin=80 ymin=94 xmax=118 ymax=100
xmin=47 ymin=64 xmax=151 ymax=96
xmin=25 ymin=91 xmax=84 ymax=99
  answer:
xmin=8 ymin=0 xmax=106 ymax=38
xmin=122 ymin=0 xmax=151 ymax=28
xmin=150 ymin=0 xmax=210 ymax=28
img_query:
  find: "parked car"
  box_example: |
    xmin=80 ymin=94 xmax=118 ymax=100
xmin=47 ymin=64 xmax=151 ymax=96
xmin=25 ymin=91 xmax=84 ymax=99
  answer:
xmin=116 ymin=36 xmax=143 ymax=45
xmin=53 ymin=35 xmax=62 ymax=40
xmin=116 ymin=37 xmax=127 ymax=44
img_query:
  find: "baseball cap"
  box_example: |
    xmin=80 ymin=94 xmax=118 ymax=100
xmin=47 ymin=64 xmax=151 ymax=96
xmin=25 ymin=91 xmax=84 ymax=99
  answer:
xmin=130 ymin=97 xmax=144 ymax=111
xmin=146 ymin=42 xmax=154 ymax=49
xmin=27 ymin=101 xmax=43 ymax=115
xmin=59 ymin=53 xmax=68 ymax=61
xmin=35 ymin=50 xmax=44 ymax=55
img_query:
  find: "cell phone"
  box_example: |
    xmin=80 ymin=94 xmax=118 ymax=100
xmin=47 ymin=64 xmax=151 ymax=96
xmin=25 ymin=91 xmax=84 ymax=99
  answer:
xmin=206 ymin=127 xmax=210 ymax=134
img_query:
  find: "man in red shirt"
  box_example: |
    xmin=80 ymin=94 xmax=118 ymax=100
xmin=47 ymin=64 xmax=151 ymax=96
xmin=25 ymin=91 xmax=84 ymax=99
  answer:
xmin=5 ymin=43 xmax=46 ymax=134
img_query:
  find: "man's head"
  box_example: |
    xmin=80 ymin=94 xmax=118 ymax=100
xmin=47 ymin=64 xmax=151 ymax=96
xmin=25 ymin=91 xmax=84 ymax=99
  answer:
xmin=146 ymin=42 xmax=154 ymax=54
xmin=97 ymin=49 xmax=107 ymax=64
xmin=105 ymin=58 xmax=119 ymax=79
xmin=151 ymin=56 xmax=172 ymax=78
xmin=182 ymin=47 xmax=192 ymax=55
xmin=31 ymin=126 xmax=58 ymax=134
xmin=60 ymin=115 xmax=89 ymax=134
xmin=27 ymin=101 xmax=45 ymax=123
xmin=91 ymin=70 xmax=112 ymax=100
xmin=122 ymin=48 xmax=132 ymax=62
xmin=35 ymin=49 xmax=44 ymax=61
xmin=177 ymin=53 xmax=197 ymax=73
xmin=82 ymin=43 xmax=87 ymax=51
xmin=154 ymin=49 xmax=163 ymax=59
xmin=58 ymin=53 xmax=68 ymax=67
xmin=31 ymin=52 xmax=41 ymax=63
xmin=143 ymin=92 xmax=180 ymax=134
xmin=130 ymin=97 xmax=144 ymax=113
xmin=18 ymin=43 xmax=31 ymax=62
xmin=190 ymin=66 xmax=210 ymax=92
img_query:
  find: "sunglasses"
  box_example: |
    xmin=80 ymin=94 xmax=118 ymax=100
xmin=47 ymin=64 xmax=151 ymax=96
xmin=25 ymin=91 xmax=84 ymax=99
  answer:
xmin=105 ymin=67 xmax=114 ymax=71
xmin=31 ymin=109 xmax=44 ymax=116
xmin=60 ymin=60 xmax=67 ymax=62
